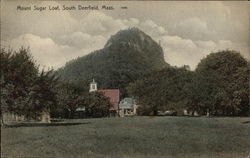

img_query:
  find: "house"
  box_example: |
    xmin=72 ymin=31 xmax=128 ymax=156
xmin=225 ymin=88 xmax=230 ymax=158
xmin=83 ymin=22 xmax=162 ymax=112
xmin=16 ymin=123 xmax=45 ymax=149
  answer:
xmin=89 ymin=79 xmax=120 ymax=116
xmin=183 ymin=109 xmax=199 ymax=116
xmin=119 ymin=98 xmax=138 ymax=117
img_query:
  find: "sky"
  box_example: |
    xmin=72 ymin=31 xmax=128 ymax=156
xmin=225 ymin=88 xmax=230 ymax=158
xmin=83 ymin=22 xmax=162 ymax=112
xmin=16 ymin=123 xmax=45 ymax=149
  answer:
xmin=1 ymin=1 xmax=249 ymax=70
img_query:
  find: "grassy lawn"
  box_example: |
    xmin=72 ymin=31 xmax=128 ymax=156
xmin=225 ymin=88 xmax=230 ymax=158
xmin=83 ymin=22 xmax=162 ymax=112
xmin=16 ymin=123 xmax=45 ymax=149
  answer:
xmin=1 ymin=116 xmax=250 ymax=158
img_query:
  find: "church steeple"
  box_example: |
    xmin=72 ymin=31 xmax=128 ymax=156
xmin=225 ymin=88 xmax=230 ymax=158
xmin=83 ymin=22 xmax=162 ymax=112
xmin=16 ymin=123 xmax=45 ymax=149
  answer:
xmin=89 ymin=79 xmax=97 ymax=92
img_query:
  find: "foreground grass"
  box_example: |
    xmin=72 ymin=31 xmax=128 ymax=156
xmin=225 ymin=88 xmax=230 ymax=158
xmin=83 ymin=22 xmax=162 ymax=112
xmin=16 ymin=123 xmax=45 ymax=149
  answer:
xmin=1 ymin=117 xmax=250 ymax=158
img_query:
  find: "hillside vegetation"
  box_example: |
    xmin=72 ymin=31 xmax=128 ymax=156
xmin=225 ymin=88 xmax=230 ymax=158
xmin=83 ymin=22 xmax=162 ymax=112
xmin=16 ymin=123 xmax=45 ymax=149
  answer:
xmin=57 ymin=27 xmax=168 ymax=90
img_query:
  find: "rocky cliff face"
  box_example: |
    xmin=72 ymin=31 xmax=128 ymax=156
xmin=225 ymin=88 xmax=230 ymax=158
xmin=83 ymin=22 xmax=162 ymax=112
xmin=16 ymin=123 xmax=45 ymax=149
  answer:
xmin=104 ymin=27 xmax=166 ymax=67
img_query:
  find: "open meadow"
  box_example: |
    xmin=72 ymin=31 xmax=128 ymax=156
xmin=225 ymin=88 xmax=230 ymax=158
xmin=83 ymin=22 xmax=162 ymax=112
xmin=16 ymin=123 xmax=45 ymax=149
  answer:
xmin=1 ymin=116 xmax=250 ymax=158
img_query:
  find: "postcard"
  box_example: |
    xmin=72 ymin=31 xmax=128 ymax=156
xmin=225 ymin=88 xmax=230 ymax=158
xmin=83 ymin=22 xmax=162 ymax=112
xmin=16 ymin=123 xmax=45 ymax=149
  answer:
xmin=1 ymin=1 xmax=249 ymax=158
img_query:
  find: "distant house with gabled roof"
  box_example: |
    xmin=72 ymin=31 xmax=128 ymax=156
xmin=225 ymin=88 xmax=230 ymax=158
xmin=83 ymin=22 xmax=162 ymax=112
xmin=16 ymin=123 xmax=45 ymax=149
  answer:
xmin=119 ymin=98 xmax=138 ymax=117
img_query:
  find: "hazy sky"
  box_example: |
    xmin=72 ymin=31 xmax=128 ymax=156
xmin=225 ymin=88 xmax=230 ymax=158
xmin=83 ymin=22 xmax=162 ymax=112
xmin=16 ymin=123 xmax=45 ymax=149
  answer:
xmin=1 ymin=1 xmax=249 ymax=70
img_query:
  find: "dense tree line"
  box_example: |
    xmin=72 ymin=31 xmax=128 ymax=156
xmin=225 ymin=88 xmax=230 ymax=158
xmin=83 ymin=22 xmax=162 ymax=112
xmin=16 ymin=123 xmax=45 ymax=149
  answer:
xmin=1 ymin=48 xmax=112 ymax=125
xmin=127 ymin=66 xmax=193 ymax=115
xmin=1 ymin=48 xmax=58 ymax=123
xmin=51 ymin=81 xmax=111 ymax=118
xmin=127 ymin=50 xmax=250 ymax=116
xmin=1 ymin=47 xmax=248 ymax=123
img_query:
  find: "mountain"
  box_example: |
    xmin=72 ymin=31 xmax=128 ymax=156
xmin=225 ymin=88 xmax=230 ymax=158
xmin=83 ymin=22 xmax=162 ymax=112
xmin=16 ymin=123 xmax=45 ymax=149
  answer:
xmin=57 ymin=27 xmax=169 ymax=90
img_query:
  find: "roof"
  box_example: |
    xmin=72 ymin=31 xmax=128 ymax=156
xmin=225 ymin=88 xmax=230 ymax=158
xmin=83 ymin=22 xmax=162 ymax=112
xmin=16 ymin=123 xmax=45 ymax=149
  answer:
xmin=119 ymin=98 xmax=136 ymax=109
xmin=76 ymin=107 xmax=86 ymax=111
xmin=98 ymin=89 xmax=120 ymax=110
xmin=91 ymin=79 xmax=97 ymax=84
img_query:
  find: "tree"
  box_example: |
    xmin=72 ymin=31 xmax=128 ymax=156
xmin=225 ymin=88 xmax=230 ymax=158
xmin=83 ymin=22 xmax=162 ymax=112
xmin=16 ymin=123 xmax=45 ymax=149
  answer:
xmin=195 ymin=50 xmax=249 ymax=116
xmin=55 ymin=82 xmax=87 ymax=119
xmin=52 ymin=82 xmax=112 ymax=119
xmin=26 ymin=70 xmax=58 ymax=120
xmin=1 ymin=47 xmax=59 ymax=124
xmin=1 ymin=48 xmax=38 ymax=120
xmin=183 ymin=71 xmax=219 ymax=115
xmin=127 ymin=50 xmax=249 ymax=116
xmin=85 ymin=92 xmax=112 ymax=118
xmin=127 ymin=66 xmax=193 ymax=115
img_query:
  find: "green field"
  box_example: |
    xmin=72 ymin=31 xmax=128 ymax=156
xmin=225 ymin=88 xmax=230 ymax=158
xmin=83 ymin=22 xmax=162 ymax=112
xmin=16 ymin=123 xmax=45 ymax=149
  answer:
xmin=1 ymin=117 xmax=250 ymax=158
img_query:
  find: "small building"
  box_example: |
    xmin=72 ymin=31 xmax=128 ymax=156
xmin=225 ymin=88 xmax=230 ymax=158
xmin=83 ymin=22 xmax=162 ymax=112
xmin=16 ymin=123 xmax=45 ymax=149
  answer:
xmin=39 ymin=111 xmax=51 ymax=123
xmin=89 ymin=79 xmax=120 ymax=116
xmin=119 ymin=98 xmax=138 ymax=117
xmin=183 ymin=109 xmax=199 ymax=116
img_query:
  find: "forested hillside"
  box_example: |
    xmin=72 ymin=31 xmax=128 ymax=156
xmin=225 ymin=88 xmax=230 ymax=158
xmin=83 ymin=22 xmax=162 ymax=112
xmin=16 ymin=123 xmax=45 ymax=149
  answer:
xmin=57 ymin=28 xmax=168 ymax=90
